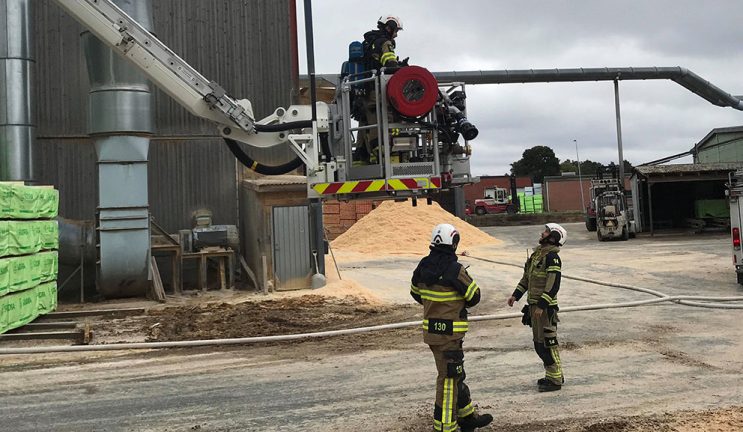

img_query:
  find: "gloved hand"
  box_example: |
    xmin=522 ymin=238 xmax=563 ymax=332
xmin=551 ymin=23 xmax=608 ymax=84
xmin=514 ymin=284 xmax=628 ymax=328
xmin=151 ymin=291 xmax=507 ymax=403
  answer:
xmin=399 ymin=57 xmax=410 ymax=67
xmin=520 ymin=304 xmax=531 ymax=327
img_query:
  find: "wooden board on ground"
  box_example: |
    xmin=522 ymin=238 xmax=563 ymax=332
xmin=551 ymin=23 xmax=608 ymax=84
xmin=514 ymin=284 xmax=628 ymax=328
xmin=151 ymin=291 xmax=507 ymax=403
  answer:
xmin=149 ymin=256 xmax=167 ymax=302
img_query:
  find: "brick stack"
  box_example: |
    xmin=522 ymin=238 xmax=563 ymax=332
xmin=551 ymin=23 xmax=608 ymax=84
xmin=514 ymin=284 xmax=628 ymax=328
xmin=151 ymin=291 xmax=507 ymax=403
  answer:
xmin=323 ymin=200 xmax=376 ymax=240
xmin=0 ymin=183 xmax=59 ymax=334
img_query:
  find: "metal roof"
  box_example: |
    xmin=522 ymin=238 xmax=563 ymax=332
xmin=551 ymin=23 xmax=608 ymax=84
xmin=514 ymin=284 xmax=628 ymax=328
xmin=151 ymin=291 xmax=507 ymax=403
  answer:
xmin=242 ymin=175 xmax=307 ymax=193
xmin=633 ymin=162 xmax=743 ymax=183
xmin=693 ymin=125 xmax=743 ymax=152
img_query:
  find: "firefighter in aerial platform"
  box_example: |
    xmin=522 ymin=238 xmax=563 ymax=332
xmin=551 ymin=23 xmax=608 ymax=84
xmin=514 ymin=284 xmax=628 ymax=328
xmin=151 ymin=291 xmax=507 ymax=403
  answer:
xmin=507 ymin=223 xmax=567 ymax=392
xmin=355 ymin=15 xmax=407 ymax=164
xmin=411 ymin=224 xmax=493 ymax=432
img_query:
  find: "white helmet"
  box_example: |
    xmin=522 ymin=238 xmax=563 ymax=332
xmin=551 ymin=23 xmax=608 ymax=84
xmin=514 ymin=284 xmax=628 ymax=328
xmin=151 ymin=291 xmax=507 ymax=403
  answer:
xmin=545 ymin=223 xmax=567 ymax=246
xmin=431 ymin=223 xmax=460 ymax=248
xmin=378 ymin=15 xmax=403 ymax=31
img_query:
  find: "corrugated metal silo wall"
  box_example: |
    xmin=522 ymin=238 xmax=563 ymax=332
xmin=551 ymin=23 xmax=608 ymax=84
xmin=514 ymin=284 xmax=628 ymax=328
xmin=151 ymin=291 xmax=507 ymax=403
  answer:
xmin=33 ymin=0 xmax=294 ymax=232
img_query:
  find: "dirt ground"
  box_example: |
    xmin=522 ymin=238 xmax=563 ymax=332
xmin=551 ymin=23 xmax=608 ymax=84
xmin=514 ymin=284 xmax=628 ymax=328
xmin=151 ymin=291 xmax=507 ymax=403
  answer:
xmin=144 ymin=295 xmax=419 ymax=342
xmin=1 ymin=223 xmax=742 ymax=431
xmin=392 ymin=406 xmax=743 ymax=432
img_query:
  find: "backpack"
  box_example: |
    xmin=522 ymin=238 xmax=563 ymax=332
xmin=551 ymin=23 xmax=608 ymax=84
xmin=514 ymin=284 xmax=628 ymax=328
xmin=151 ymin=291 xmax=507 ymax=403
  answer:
xmin=340 ymin=41 xmax=369 ymax=120
xmin=340 ymin=41 xmax=365 ymax=80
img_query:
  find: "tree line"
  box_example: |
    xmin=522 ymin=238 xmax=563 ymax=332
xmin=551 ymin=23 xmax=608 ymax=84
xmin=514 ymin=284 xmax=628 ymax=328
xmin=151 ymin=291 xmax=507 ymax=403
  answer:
xmin=509 ymin=145 xmax=633 ymax=183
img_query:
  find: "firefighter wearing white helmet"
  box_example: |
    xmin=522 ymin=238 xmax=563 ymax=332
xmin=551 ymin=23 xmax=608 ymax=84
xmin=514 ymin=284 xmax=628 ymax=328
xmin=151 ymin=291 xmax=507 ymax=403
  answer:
xmin=411 ymin=224 xmax=493 ymax=432
xmin=507 ymin=223 xmax=567 ymax=392
xmin=355 ymin=15 xmax=408 ymax=164
xmin=377 ymin=15 xmax=403 ymax=32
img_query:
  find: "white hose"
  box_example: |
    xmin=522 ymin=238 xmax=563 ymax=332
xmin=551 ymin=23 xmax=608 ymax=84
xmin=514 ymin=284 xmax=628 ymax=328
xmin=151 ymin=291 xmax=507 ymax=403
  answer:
xmin=464 ymin=255 xmax=743 ymax=309
xmin=1 ymin=294 xmax=741 ymax=355
xmin=1 ymin=255 xmax=742 ymax=355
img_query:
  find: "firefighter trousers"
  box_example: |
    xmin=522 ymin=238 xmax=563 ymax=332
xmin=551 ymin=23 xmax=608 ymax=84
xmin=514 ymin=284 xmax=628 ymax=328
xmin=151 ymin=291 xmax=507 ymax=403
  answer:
xmin=430 ymin=339 xmax=476 ymax=432
xmin=530 ymin=304 xmax=563 ymax=385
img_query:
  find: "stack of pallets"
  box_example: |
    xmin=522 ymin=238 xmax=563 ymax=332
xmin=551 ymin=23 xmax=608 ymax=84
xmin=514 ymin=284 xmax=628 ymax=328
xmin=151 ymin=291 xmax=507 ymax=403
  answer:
xmin=0 ymin=183 xmax=59 ymax=334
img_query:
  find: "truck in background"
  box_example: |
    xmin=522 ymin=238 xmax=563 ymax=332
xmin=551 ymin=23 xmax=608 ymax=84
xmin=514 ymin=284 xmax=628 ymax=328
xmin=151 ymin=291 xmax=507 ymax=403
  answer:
xmin=471 ymin=186 xmax=518 ymax=215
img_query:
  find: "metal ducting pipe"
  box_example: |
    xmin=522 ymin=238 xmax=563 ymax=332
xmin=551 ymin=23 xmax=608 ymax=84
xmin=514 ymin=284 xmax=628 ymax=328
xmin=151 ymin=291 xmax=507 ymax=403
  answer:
xmin=432 ymin=67 xmax=743 ymax=111
xmin=57 ymin=217 xmax=96 ymax=266
xmin=0 ymin=0 xmax=34 ymax=181
xmin=309 ymin=67 xmax=743 ymax=111
xmin=82 ymin=0 xmax=154 ymax=298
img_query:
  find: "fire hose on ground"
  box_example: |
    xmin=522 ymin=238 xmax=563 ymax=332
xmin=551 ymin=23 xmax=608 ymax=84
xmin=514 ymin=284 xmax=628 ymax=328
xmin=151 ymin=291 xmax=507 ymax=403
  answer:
xmin=1 ymin=255 xmax=742 ymax=355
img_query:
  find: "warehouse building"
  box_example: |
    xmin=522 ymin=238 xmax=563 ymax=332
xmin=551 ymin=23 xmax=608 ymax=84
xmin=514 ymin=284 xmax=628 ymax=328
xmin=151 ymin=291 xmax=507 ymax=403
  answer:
xmin=631 ymin=126 xmax=743 ymax=234
xmin=28 ymin=0 xmax=317 ymax=295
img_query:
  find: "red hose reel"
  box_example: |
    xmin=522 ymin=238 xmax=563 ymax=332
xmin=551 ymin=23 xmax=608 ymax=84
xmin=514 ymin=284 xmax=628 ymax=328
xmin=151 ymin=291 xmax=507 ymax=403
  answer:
xmin=386 ymin=66 xmax=438 ymax=118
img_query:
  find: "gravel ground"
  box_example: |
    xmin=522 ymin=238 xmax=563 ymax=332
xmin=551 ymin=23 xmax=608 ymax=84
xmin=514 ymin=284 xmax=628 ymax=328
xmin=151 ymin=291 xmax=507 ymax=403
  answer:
xmin=0 ymin=223 xmax=741 ymax=431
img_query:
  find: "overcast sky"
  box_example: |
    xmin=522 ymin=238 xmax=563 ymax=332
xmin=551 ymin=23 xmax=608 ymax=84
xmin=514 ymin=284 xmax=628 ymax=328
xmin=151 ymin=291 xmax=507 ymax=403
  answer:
xmin=295 ymin=0 xmax=743 ymax=176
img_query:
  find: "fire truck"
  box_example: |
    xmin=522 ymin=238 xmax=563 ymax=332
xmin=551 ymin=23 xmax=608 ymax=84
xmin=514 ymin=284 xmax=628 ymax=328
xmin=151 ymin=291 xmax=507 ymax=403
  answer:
xmin=51 ymin=0 xmax=478 ymax=203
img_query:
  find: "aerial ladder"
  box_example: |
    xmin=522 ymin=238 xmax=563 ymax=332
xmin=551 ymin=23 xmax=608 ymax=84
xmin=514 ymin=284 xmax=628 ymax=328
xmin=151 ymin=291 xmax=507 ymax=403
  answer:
xmin=51 ymin=0 xmax=476 ymax=201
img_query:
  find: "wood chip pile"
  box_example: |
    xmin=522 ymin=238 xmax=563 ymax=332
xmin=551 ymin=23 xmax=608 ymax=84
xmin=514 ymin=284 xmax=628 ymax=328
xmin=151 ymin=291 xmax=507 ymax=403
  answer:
xmin=331 ymin=201 xmax=497 ymax=255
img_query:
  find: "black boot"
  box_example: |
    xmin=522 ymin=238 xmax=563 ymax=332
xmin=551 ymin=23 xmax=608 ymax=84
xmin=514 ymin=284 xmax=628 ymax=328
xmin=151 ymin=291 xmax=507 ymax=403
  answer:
xmin=459 ymin=412 xmax=493 ymax=432
xmin=538 ymin=380 xmax=562 ymax=392
xmin=537 ymin=376 xmax=565 ymax=385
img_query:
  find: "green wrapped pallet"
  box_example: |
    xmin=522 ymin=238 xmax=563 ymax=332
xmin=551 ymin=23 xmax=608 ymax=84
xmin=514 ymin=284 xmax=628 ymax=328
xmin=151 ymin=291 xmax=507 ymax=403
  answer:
xmin=0 ymin=282 xmax=57 ymax=334
xmin=533 ymin=194 xmax=544 ymax=213
xmin=0 ymin=251 xmax=59 ymax=297
xmin=9 ymin=256 xmax=33 ymax=293
xmin=36 ymin=281 xmax=57 ymax=315
xmin=40 ymin=251 xmax=58 ymax=283
xmin=38 ymin=220 xmax=59 ymax=250
xmin=0 ymin=183 xmax=59 ymax=219
xmin=0 ymin=220 xmax=58 ymax=258
xmin=7 ymin=222 xmax=37 ymax=255
xmin=1 ymin=287 xmax=37 ymax=333
xmin=0 ymin=251 xmax=57 ymax=293
xmin=37 ymin=188 xmax=60 ymax=219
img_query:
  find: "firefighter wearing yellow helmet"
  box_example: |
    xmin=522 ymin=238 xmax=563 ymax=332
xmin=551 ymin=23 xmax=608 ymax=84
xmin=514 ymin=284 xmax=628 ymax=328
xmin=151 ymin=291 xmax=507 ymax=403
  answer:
xmin=508 ymin=223 xmax=567 ymax=392
xmin=411 ymin=224 xmax=493 ymax=432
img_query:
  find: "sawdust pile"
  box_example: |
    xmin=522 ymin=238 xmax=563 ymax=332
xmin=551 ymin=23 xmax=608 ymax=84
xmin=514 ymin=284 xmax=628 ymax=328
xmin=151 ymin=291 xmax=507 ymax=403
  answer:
xmin=331 ymin=200 xmax=498 ymax=255
xmin=301 ymin=259 xmax=383 ymax=305
xmin=311 ymin=279 xmax=382 ymax=305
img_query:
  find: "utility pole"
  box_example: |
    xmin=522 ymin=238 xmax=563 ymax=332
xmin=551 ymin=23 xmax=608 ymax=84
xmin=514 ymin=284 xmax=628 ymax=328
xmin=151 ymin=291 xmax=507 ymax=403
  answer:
xmin=614 ymin=79 xmax=625 ymax=187
xmin=575 ymin=139 xmax=586 ymax=213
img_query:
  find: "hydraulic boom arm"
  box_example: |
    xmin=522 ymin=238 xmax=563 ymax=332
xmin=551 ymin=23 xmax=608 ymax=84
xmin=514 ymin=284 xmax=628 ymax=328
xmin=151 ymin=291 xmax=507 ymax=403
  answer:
xmin=53 ymin=0 xmax=322 ymax=150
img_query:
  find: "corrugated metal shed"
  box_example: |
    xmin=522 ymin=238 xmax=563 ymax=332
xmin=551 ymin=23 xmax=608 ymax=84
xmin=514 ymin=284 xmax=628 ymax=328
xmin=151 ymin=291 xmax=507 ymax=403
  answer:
xmin=692 ymin=126 xmax=743 ymax=164
xmin=148 ymin=138 xmax=239 ymax=230
xmin=634 ymin=162 xmax=743 ymax=178
xmin=33 ymin=0 xmax=295 ymax=231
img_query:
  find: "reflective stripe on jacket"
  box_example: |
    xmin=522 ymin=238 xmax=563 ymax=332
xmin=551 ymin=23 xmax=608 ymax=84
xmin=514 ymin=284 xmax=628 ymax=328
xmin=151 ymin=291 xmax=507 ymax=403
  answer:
xmin=411 ymin=250 xmax=481 ymax=345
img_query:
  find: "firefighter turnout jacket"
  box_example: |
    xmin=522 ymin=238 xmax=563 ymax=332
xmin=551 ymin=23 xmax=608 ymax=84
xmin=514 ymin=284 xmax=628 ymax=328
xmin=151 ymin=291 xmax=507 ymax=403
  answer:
xmin=410 ymin=247 xmax=481 ymax=344
xmin=511 ymin=244 xmax=561 ymax=308
xmin=363 ymin=29 xmax=399 ymax=70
